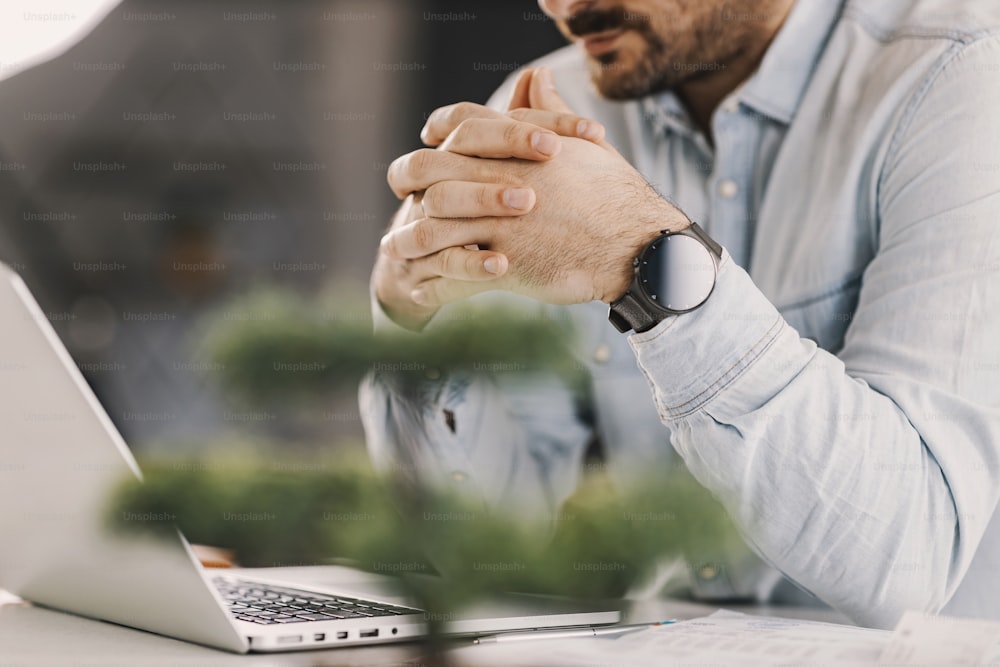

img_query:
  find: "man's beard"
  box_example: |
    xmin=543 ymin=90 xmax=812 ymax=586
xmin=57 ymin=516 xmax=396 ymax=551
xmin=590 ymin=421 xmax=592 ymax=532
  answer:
xmin=588 ymin=30 xmax=678 ymax=100
xmin=566 ymin=5 xmax=724 ymax=100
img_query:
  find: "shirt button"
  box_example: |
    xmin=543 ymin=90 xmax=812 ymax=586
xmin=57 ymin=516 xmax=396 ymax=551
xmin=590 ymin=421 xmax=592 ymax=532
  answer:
xmin=593 ymin=343 xmax=611 ymax=364
xmin=450 ymin=471 xmax=467 ymax=483
xmin=697 ymin=563 xmax=720 ymax=581
xmin=718 ymin=179 xmax=739 ymax=199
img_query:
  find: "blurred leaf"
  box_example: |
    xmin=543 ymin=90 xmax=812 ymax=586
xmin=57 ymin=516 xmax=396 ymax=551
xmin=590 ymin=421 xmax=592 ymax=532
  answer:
xmin=198 ymin=288 xmax=584 ymax=401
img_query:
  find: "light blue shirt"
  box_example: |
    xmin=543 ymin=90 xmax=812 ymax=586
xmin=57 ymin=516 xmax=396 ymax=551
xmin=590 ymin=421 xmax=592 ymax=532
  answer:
xmin=360 ymin=0 xmax=1000 ymax=628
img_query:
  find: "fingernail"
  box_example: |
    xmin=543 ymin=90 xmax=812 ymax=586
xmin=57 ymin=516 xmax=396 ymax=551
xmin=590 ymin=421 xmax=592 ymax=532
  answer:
xmin=410 ymin=288 xmax=427 ymax=305
xmin=483 ymin=257 xmax=501 ymax=274
xmin=577 ymin=119 xmax=603 ymax=141
xmin=503 ymin=187 xmax=532 ymax=210
xmin=532 ymin=131 xmax=559 ymax=156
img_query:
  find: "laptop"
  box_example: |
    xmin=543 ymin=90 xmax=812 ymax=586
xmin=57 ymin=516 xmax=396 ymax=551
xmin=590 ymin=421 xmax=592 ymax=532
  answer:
xmin=0 ymin=262 xmax=620 ymax=653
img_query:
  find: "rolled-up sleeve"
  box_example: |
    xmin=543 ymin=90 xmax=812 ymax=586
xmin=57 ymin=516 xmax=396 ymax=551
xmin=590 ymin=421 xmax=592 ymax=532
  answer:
xmin=628 ymin=36 xmax=1000 ymax=629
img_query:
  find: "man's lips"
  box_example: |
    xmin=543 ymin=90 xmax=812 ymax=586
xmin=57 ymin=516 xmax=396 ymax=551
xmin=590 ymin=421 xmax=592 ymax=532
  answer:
xmin=580 ymin=29 xmax=625 ymax=56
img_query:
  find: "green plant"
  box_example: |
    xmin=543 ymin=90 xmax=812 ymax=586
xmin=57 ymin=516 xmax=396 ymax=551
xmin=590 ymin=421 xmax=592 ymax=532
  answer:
xmin=199 ymin=288 xmax=586 ymax=401
xmin=112 ymin=288 xmax=744 ymax=654
xmin=110 ymin=453 xmax=740 ymax=617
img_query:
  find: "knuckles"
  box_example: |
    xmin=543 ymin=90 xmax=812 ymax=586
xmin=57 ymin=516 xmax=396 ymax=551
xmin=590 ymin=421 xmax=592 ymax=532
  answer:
xmin=502 ymin=121 xmax=527 ymax=151
xmin=450 ymin=117 xmax=479 ymax=146
xmin=387 ymin=148 xmax=440 ymax=197
xmin=386 ymin=156 xmax=406 ymax=193
xmin=406 ymin=148 xmax=439 ymax=178
xmin=409 ymin=219 xmax=436 ymax=254
xmin=475 ymin=184 xmax=496 ymax=209
xmin=421 ymin=184 xmax=446 ymax=216
xmin=379 ymin=232 xmax=400 ymax=260
xmin=450 ymin=101 xmax=482 ymax=124
xmin=437 ymin=247 xmax=465 ymax=277
xmin=433 ymin=101 xmax=481 ymax=138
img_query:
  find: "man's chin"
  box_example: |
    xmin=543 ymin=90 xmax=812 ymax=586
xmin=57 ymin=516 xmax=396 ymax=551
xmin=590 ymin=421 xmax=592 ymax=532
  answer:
xmin=587 ymin=50 xmax=683 ymax=100
xmin=584 ymin=42 xmax=649 ymax=99
xmin=589 ymin=59 xmax=651 ymax=100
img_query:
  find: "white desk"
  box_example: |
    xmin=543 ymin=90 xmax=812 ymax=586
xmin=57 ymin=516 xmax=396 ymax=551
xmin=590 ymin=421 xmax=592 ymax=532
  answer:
xmin=0 ymin=566 xmax=851 ymax=666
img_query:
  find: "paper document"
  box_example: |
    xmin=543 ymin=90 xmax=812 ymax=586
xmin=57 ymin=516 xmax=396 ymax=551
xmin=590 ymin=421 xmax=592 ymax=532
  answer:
xmin=878 ymin=611 xmax=1000 ymax=666
xmin=455 ymin=610 xmax=891 ymax=667
xmin=455 ymin=609 xmax=1000 ymax=667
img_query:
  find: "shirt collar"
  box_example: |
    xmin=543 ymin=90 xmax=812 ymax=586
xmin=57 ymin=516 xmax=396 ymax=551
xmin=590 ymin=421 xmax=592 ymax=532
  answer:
xmin=739 ymin=0 xmax=847 ymax=124
xmin=642 ymin=91 xmax=694 ymax=139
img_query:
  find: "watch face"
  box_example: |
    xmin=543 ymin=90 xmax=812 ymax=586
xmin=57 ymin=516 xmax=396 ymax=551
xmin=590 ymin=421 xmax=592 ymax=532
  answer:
xmin=638 ymin=233 xmax=718 ymax=312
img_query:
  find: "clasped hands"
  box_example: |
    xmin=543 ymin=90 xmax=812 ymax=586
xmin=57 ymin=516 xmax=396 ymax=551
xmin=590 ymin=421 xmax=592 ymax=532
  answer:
xmin=375 ymin=66 xmax=688 ymax=331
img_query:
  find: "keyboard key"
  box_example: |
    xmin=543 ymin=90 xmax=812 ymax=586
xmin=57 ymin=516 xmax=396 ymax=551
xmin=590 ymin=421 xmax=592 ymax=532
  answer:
xmin=340 ymin=607 xmax=373 ymax=615
xmin=294 ymin=613 xmax=336 ymax=621
xmin=235 ymin=615 xmax=277 ymax=625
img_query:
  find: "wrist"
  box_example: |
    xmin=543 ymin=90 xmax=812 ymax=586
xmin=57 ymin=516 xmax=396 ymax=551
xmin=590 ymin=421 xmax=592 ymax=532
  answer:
xmin=600 ymin=198 xmax=690 ymax=304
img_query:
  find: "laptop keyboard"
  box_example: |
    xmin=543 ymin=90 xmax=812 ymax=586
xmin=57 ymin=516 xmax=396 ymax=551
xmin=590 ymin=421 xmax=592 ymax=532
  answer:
xmin=213 ymin=577 xmax=422 ymax=625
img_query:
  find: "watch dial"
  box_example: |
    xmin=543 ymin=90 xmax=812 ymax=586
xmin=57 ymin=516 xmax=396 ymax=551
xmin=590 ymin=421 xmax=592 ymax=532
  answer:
xmin=639 ymin=234 xmax=717 ymax=312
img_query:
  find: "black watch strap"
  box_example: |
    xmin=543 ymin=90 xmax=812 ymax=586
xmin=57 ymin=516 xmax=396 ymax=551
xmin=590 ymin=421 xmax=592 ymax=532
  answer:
xmin=608 ymin=290 xmax=658 ymax=334
xmin=688 ymin=222 xmax=724 ymax=258
xmin=608 ymin=222 xmax=722 ymax=334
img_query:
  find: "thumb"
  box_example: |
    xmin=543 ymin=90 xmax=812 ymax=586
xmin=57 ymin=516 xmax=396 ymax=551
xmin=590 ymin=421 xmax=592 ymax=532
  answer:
xmin=507 ymin=67 xmax=534 ymax=110
xmin=528 ymin=66 xmax=574 ymax=113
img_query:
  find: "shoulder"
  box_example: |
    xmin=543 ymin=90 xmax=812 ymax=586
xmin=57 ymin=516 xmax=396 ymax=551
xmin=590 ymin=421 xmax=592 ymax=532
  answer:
xmin=816 ymin=0 xmax=1000 ymax=153
xmin=843 ymin=0 xmax=1000 ymax=44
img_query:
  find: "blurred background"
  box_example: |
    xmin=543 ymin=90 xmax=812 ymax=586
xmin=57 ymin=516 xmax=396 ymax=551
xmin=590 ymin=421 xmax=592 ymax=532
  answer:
xmin=0 ymin=0 xmax=566 ymax=457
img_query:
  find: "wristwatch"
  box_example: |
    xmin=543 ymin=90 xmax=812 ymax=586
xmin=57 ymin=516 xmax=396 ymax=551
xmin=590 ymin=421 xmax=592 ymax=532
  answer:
xmin=608 ymin=222 xmax=723 ymax=334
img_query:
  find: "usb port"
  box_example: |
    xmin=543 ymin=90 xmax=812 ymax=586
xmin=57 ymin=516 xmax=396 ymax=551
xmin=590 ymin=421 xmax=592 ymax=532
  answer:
xmin=313 ymin=633 xmax=326 ymax=641
xmin=359 ymin=629 xmax=379 ymax=638
xmin=336 ymin=631 xmax=349 ymax=640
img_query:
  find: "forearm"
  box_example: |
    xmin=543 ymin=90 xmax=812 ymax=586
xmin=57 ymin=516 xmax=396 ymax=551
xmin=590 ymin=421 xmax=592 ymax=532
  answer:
xmin=630 ymin=254 xmax=998 ymax=628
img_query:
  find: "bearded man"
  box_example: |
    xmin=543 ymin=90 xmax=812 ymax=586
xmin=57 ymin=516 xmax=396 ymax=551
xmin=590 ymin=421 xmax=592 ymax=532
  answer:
xmin=361 ymin=0 xmax=1000 ymax=628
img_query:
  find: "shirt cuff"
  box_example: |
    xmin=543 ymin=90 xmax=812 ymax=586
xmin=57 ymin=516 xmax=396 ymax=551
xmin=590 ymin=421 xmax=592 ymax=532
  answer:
xmin=628 ymin=250 xmax=786 ymax=421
